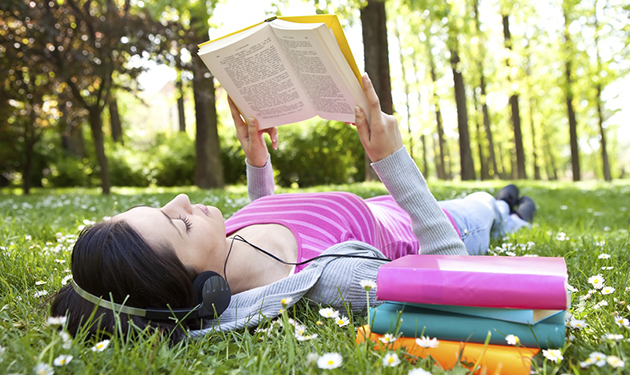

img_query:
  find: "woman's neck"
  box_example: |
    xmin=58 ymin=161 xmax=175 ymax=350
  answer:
xmin=221 ymin=224 xmax=297 ymax=294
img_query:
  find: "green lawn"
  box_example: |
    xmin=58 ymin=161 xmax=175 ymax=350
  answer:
xmin=0 ymin=180 xmax=628 ymax=374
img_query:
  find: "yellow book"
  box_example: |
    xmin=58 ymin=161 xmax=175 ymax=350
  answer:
xmin=357 ymin=326 xmax=539 ymax=375
xmin=198 ymin=15 xmax=368 ymax=129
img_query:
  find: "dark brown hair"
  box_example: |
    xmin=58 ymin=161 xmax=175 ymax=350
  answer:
xmin=51 ymin=220 xmax=200 ymax=342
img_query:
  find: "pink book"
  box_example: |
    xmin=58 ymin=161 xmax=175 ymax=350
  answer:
xmin=376 ymin=255 xmax=568 ymax=310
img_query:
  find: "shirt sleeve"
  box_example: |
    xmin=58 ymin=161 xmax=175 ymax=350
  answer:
xmin=371 ymin=147 xmax=468 ymax=256
xmin=246 ymin=154 xmax=275 ymax=202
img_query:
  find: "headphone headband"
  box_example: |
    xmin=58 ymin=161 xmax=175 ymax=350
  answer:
xmin=70 ymin=271 xmax=231 ymax=321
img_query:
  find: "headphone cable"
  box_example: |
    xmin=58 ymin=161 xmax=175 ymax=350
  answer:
xmin=227 ymin=234 xmax=392 ymax=267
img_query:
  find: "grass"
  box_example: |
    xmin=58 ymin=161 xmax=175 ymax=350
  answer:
xmin=0 ymin=180 xmax=629 ymax=374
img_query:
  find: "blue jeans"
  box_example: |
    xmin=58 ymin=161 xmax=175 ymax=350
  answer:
xmin=438 ymin=192 xmax=529 ymax=255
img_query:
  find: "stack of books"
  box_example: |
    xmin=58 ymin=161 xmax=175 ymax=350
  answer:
xmin=357 ymin=254 xmax=569 ymax=375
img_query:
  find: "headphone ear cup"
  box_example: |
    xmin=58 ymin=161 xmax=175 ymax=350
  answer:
xmin=191 ymin=271 xmax=231 ymax=319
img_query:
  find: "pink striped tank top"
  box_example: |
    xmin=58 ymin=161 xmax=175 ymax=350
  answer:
xmin=224 ymin=192 xmax=460 ymax=273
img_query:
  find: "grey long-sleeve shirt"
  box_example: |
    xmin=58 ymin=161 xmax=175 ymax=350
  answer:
xmin=191 ymin=147 xmax=466 ymax=336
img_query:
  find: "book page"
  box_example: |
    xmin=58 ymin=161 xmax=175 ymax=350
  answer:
xmin=198 ymin=24 xmax=316 ymax=129
xmin=270 ymin=21 xmax=369 ymax=124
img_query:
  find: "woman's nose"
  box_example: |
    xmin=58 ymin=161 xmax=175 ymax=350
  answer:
xmin=162 ymin=194 xmax=193 ymax=214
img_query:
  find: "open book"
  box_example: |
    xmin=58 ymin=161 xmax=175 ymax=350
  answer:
xmin=198 ymin=15 xmax=369 ymax=129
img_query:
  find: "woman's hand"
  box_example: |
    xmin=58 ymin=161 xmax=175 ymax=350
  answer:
xmin=229 ymin=97 xmax=278 ymax=167
xmin=353 ymin=73 xmax=403 ymax=162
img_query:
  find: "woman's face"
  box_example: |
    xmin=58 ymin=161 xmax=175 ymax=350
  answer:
xmin=115 ymin=194 xmax=227 ymax=274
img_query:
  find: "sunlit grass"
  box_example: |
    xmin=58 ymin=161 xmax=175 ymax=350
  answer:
xmin=0 ymin=180 xmax=628 ymax=373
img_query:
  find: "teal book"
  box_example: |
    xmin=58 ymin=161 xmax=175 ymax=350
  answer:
xmin=370 ymin=303 xmax=565 ymax=349
xmin=401 ymin=303 xmax=563 ymax=325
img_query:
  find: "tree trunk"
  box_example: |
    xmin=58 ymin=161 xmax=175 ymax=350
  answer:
xmin=88 ymin=109 xmax=111 ymax=194
xmin=593 ymin=7 xmax=611 ymax=182
xmin=528 ymin=96 xmax=541 ymax=180
xmin=502 ymin=13 xmax=526 ymax=179
xmin=426 ymin=35 xmax=446 ymax=180
xmin=473 ymin=0 xmax=499 ymax=179
xmin=176 ymin=68 xmax=187 ymax=133
xmin=563 ymin=7 xmax=580 ymax=181
xmin=394 ymin=22 xmax=414 ymax=161
xmin=449 ymin=46 xmax=476 ymax=180
xmin=472 ymin=90 xmax=489 ymax=180
xmin=540 ymin=121 xmax=558 ymax=180
xmin=109 ymin=95 xmax=124 ymax=144
xmin=361 ymin=0 xmax=392 ymax=182
xmin=192 ymin=54 xmax=224 ymax=189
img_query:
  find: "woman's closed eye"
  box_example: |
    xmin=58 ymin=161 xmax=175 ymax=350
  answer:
xmin=177 ymin=215 xmax=193 ymax=232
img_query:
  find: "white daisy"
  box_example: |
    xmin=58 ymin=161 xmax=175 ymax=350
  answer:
xmin=614 ymin=314 xmax=629 ymax=327
xmin=601 ymin=287 xmax=615 ymax=295
xmin=91 ymin=339 xmax=110 ymax=352
xmin=598 ymin=253 xmax=611 ymax=259
xmin=360 ymin=279 xmax=377 ymax=292
xmin=53 ymin=354 xmax=73 ymax=366
xmin=601 ymin=333 xmax=624 ymax=341
xmin=34 ymin=363 xmax=53 ymax=375
xmin=317 ymin=352 xmax=342 ymax=369
xmin=335 ymin=316 xmax=350 ymax=327
xmin=607 ymin=355 xmax=625 ymax=368
xmin=580 ymin=358 xmax=593 ymax=368
xmin=569 ymin=319 xmax=587 ymax=330
xmin=280 ymin=297 xmax=293 ymax=307
xmin=295 ymin=332 xmax=318 ymax=341
xmin=382 ymin=352 xmax=401 ymax=367
xmin=587 ymin=274 xmax=605 ymax=289
xmin=34 ymin=291 xmax=48 ymax=298
xmin=542 ymin=349 xmax=563 ymax=363
xmin=594 ymin=300 xmax=609 ymax=309
xmin=35 ymin=281 xmax=47 ymax=286
xmin=318 ymin=308 xmax=339 ymax=319
xmin=379 ymin=333 xmax=396 ymax=344
xmin=415 ymin=335 xmax=439 ymax=348
xmin=588 ymin=352 xmax=607 ymax=367
xmin=505 ymin=334 xmax=520 ymax=345
xmin=46 ymin=316 xmax=67 ymax=326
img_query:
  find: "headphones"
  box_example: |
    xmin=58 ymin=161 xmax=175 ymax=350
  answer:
xmin=71 ymin=235 xmax=390 ymax=321
xmin=70 ymin=270 xmax=231 ymax=321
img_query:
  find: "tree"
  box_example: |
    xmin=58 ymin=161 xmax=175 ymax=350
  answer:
xmin=471 ymin=0 xmax=499 ymax=179
xmin=17 ymin=0 xmax=159 ymax=194
xmin=562 ymin=0 xmax=581 ymax=181
xmin=449 ymin=39 xmax=476 ymax=180
xmin=360 ymin=0 xmax=393 ymax=182
xmin=148 ymin=0 xmax=224 ymax=188
xmin=501 ymin=7 xmax=527 ymax=179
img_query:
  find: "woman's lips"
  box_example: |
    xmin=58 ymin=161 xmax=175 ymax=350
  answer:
xmin=196 ymin=204 xmax=211 ymax=217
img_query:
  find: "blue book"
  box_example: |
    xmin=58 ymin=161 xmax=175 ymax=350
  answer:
xmin=370 ymin=302 xmax=565 ymax=349
xmin=398 ymin=303 xmax=563 ymax=325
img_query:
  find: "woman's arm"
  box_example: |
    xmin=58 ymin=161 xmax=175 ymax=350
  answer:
xmin=353 ymin=74 xmax=467 ymax=256
xmin=228 ymin=97 xmax=277 ymax=201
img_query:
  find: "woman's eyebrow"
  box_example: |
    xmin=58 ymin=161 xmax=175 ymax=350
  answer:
xmin=160 ymin=210 xmax=183 ymax=237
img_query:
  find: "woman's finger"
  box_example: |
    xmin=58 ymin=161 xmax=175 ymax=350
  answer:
xmin=265 ymin=127 xmax=279 ymax=150
xmin=354 ymin=105 xmax=371 ymax=147
xmin=228 ymin=97 xmax=248 ymax=140
xmin=362 ymin=73 xmax=382 ymax=124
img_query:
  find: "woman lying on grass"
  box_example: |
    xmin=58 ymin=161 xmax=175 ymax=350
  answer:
xmin=51 ymin=73 xmax=536 ymax=342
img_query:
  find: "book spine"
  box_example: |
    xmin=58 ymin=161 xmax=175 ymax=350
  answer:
xmin=376 ymin=269 xmax=567 ymax=309
xmin=370 ymin=306 xmax=566 ymax=349
xmin=357 ymin=326 xmax=538 ymax=375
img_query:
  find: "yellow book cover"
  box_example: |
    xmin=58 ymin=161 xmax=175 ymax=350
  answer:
xmin=197 ymin=15 xmax=368 ymax=129
xmin=356 ymin=325 xmax=539 ymax=375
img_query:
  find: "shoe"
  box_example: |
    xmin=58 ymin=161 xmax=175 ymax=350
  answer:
xmin=515 ymin=196 xmax=536 ymax=223
xmin=495 ymin=184 xmax=520 ymax=213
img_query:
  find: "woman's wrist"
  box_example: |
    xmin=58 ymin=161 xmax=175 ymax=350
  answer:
xmin=246 ymin=153 xmax=270 ymax=168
